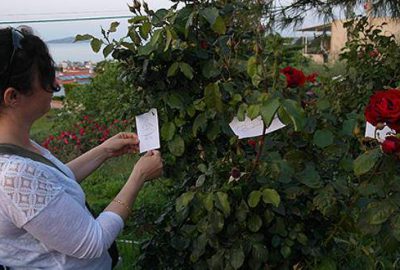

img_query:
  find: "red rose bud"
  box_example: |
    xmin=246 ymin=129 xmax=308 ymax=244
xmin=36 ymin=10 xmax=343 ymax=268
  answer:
xmin=200 ymin=40 xmax=208 ymax=50
xmin=306 ymin=73 xmax=318 ymax=83
xmin=248 ymin=139 xmax=257 ymax=148
xmin=381 ymin=136 xmax=400 ymax=154
xmin=280 ymin=66 xmax=306 ymax=88
xmin=230 ymin=167 xmax=241 ymax=179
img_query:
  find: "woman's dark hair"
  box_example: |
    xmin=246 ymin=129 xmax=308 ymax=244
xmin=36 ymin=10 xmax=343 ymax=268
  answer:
xmin=0 ymin=27 xmax=57 ymax=100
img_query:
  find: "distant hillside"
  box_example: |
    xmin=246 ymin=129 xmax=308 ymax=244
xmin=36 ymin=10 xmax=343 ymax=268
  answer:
xmin=47 ymin=36 xmax=90 ymax=44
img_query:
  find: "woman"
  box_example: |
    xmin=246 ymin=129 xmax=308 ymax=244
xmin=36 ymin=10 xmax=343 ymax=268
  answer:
xmin=0 ymin=27 xmax=163 ymax=269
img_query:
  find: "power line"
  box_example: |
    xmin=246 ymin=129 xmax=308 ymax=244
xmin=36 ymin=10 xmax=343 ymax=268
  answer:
xmin=0 ymin=15 xmax=133 ymax=25
xmin=0 ymin=10 xmax=129 ymax=17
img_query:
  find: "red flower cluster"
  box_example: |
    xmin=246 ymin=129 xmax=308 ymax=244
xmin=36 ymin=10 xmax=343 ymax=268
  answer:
xmin=280 ymin=66 xmax=318 ymax=88
xmin=42 ymin=116 xmax=130 ymax=159
xmin=364 ymin=89 xmax=400 ymax=132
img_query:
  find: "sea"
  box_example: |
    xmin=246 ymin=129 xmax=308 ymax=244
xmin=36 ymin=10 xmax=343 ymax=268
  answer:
xmin=47 ymin=42 xmax=107 ymax=64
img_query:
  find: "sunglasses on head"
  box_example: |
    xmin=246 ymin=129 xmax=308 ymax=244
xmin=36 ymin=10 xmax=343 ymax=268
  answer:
xmin=3 ymin=26 xmax=61 ymax=93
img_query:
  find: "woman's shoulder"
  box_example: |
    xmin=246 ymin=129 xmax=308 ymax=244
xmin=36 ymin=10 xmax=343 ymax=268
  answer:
xmin=0 ymin=154 xmax=64 ymax=227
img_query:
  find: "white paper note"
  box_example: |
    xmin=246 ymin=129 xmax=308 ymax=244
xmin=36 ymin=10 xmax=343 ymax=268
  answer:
xmin=365 ymin=121 xmax=395 ymax=142
xmin=229 ymin=116 xmax=264 ymax=139
xmin=135 ymin=108 xmax=160 ymax=153
xmin=265 ymin=116 xmax=286 ymax=134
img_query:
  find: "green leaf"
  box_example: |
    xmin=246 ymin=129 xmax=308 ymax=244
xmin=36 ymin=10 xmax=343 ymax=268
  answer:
xmin=235 ymin=200 xmax=249 ymax=223
xmin=212 ymin=16 xmax=226 ymax=34
xmin=128 ymin=29 xmax=141 ymax=45
xmin=74 ymin=34 xmax=94 ymax=42
xmin=200 ymin=7 xmax=219 ymax=25
xmin=353 ymin=148 xmax=382 ymax=176
xmin=179 ymin=62 xmax=194 ymax=80
xmin=103 ymin=44 xmax=114 ymax=58
xmin=90 ymin=38 xmax=102 ymax=53
xmin=206 ymin=122 xmax=220 ymax=141
xmin=262 ymin=188 xmax=281 ymax=207
xmin=164 ymin=28 xmax=173 ymax=52
xmin=193 ymin=113 xmax=208 ymax=136
xmin=313 ymin=129 xmax=334 ymax=148
xmin=247 ymin=214 xmax=262 ymax=232
xmin=247 ymin=56 xmax=257 ymax=77
xmin=366 ymin=201 xmax=396 ymax=225
xmin=298 ymin=163 xmax=321 ymax=188
xmin=150 ymin=29 xmax=163 ymax=46
xmin=176 ymin=191 xmax=194 ymax=212
xmin=167 ymin=62 xmax=180 ymax=77
xmin=230 ymin=247 xmax=245 ymax=269
xmin=202 ymin=60 xmax=220 ymax=79
xmin=202 ymin=193 xmax=214 ymax=212
xmin=166 ymin=93 xmax=183 ymax=109
xmin=137 ymin=42 xmax=155 ymax=56
xmin=280 ymin=99 xmax=305 ymax=131
xmin=210 ymin=211 xmax=225 ymax=233
xmin=247 ymin=105 xmax=260 ymax=120
xmin=280 ymin=246 xmax=291 ymax=258
xmin=391 ymin=214 xmax=400 ymax=241
xmin=184 ymin=11 xmax=195 ymax=38
xmin=316 ymin=99 xmax=330 ymax=111
xmin=109 ymin=21 xmax=120 ymax=33
xmin=215 ymin=192 xmax=230 ymax=217
xmin=204 ymin=83 xmax=223 ymax=112
xmin=139 ymin=22 xmax=151 ymax=39
xmin=248 ymin=191 xmax=262 ymax=208
xmin=128 ymin=15 xmax=148 ymax=24
xmin=191 ymin=233 xmax=208 ymax=262
xmin=315 ymin=257 xmax=337 ymax=270
xmin=161 ymin=122 xmax=176 ymax=141
xmin=261 ymin=98 xmax=280 ymax=127
xmin=168 ymin=135 xmax=185 ymax=156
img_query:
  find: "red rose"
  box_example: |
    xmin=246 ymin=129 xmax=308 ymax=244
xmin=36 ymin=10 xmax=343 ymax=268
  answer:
xmin=365 ymin=89 xmax=400 ymax=132
xmin=381 ymin=136 xmax=400 ymax=154
xmin=280 ymin=66 xmax=306 ymax=88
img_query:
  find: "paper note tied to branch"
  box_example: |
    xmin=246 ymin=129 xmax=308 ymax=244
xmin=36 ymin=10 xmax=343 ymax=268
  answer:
xmin=229 ymin=116 xmax=264 ymax=139
xmin=365 ymin=121 xmax=395 ymax=142
xmin=135 ymin=108 xmax=160 ymax=153
xmin=265 ymin=116 xmax=286 ymax=134
xmin=229 ymin=114 xmax=287 ymax=139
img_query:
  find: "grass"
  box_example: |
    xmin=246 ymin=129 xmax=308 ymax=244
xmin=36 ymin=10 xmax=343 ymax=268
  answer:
xmin=30 ymin=109 xmax=170 ymax=269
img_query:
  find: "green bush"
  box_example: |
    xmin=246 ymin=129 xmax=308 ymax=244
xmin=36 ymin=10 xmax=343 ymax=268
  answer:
xmin=75 ymin=2 xmax=400 ymax=269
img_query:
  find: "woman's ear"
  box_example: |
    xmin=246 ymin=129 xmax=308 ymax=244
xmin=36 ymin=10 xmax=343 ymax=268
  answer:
xmin=3 ymin=87 xmax=20 ymax=107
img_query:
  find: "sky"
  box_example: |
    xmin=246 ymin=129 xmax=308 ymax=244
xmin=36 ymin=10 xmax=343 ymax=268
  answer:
xmin=0 ymin=0 xmax=174 ymax=40
xmin=0 ymin=0 xmax=358 ymax=41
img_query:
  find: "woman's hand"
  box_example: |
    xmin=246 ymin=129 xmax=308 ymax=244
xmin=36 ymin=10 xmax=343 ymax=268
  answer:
xmin=99 ymin=132 xmax=139 ymax=159
xmin=132 ymin=150 xmax=163 ymax=183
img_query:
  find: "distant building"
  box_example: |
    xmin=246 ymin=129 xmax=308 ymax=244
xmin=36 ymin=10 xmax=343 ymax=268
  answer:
xmin=55 ymin=61 xmax=95 ymax=96
xmin=297 ymin=17 xmax=400 ymax=63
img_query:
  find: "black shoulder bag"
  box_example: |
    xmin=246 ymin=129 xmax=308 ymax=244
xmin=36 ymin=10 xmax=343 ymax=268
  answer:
xmin=0 ymin=144 xmax=119 ymax=269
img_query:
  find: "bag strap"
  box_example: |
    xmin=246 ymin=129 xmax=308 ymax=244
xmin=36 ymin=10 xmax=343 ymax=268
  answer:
xmin=0 ymin=143 xmax=69 ymax=177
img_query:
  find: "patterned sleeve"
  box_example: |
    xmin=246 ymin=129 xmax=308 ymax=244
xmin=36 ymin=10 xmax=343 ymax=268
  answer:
xmin=0 ymin=155 xmax=63 ymax=227
xmin=0 ymin=155 xmax=124 ymax=259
